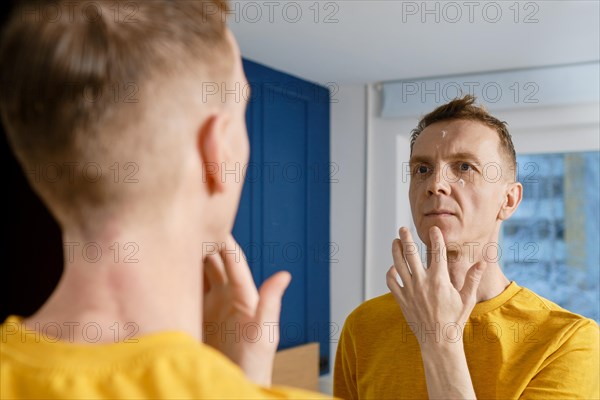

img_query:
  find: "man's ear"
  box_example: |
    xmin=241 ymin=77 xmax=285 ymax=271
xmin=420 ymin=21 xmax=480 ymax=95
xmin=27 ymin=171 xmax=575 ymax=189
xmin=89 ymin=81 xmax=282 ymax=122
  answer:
xmin=197 ymin=112 xmax=230 ymax=195
xmin=498 ymin=181 xmax=523 ymax=221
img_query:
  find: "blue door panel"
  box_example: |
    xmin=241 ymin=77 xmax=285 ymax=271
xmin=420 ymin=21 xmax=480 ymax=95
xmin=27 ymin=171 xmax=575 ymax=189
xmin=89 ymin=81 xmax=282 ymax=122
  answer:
xmin=233 ymin=58 xmax=330 ymax=373
xmin=263 ymin=87 xmax=308 ymax=347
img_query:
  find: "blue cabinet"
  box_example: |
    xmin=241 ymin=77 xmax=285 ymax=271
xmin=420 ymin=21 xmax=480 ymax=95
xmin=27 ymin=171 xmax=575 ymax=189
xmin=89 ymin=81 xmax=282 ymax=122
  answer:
xmin=233 ymin=59 xmax=331 ymax=373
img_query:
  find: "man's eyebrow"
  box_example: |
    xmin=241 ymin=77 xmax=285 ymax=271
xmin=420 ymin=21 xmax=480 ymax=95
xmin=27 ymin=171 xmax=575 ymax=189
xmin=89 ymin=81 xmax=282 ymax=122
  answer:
xmin=409 ymin=155 xmax=432 ymax=165
xmin=409 ymin=152 xmax=483 ymax=165
xmin=448 ymin=152 xmax=483 ymax=164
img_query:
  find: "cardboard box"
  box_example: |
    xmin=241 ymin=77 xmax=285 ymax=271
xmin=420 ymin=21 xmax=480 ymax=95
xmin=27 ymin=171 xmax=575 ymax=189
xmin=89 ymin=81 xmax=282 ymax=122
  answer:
xmin=272 ymin=342 xmax=320 ymax=391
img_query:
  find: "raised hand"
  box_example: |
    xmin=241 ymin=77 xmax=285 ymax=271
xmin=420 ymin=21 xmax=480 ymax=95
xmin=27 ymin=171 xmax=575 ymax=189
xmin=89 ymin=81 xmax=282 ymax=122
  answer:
xmin=386 ymin=226 xmax=486 ymax=399
xmin=202 ymin=234 xmax=291 ymax=387
xmin=386 ymin=226 xmax=486 ymax=347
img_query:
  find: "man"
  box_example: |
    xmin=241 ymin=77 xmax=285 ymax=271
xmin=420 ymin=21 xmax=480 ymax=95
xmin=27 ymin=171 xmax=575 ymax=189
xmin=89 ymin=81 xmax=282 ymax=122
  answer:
xmin=0 ymin=1 xmax=329 ymax=398
xmin=334 ymin=95 xmax=599 ymax=399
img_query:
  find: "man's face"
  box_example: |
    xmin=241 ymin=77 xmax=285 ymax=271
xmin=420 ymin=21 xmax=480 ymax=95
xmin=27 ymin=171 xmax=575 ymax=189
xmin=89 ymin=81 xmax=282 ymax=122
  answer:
xmin=408 ymin=119 xmax=512 ymax=248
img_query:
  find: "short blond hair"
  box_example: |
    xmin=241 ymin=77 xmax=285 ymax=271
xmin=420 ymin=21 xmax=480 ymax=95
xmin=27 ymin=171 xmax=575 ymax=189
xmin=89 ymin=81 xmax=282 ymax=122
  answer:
xmin=410 ymin=95 xmax=517 ymax=179
xmin=0 ymin=0 xmax=232 ymax=222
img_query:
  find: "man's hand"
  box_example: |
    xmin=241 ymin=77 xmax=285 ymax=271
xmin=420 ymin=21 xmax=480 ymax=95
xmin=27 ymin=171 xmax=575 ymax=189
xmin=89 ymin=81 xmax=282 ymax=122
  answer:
xmin=202 ymin=234 xmax=291 ymax=387
xmin=386 ymin=226 xmax=486 ymax=399
xmin=386 ymin=226 xmax=486 ymax=345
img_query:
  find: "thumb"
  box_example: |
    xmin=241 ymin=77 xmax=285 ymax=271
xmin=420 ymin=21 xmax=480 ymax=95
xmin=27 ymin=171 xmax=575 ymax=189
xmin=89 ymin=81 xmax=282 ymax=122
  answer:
xmin=460 ymin=262 xmax=487 ymax=303
xmin=256 ymin=271 xmax=292 ymax=324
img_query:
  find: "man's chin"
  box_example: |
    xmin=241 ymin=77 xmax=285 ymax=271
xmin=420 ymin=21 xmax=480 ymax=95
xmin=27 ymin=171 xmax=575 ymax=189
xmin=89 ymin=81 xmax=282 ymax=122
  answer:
xmin=418 ymin=223 xmax=460 ymax=246
xmin=419 ymin=219 xmax=459 ymax=238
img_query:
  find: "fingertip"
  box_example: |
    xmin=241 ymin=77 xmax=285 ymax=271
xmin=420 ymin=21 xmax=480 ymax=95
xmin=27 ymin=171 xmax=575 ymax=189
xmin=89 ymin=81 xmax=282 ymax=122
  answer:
xmin=281 ymin=270 xmax=292 ymax=286
xmin=223 ymin=234 xmax=239 ymax=252
xmin=400 ymin=227 xmax=413 ymax=241
xmin=430 ymin=225 xmax=444 ymax=239
xmin=271 ymin=270 xmax=292 ymax=292
xmin=259 ymin=271 xmax=291 ymax=300
xmin=428 ymin=225 xmax=437 ymax=237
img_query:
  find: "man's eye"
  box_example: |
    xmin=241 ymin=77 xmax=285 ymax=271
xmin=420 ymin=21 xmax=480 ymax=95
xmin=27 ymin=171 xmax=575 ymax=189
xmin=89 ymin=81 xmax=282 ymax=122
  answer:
xmin=416 ymin=165 xmax=429 ymax=174
xmin=459 ymin=162 xmax=472 ymax=172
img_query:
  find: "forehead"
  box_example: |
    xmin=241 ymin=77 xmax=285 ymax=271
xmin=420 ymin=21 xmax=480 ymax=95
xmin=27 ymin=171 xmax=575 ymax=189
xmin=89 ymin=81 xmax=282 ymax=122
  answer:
xmin=412 ymin=119 xmax=502 ymax=161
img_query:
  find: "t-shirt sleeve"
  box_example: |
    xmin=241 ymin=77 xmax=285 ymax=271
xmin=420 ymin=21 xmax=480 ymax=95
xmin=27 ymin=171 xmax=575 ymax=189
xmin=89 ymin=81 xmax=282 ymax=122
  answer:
xmin=333 ymin=316 xmax=358 ymax=400
xmin=519 ymin=318 xmax=599 ymax=400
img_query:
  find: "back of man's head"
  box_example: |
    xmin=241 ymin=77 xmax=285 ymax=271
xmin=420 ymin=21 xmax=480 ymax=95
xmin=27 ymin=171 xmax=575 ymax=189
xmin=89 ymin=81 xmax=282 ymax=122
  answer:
xmin=0 ymin=0 xmax=232 ymax=226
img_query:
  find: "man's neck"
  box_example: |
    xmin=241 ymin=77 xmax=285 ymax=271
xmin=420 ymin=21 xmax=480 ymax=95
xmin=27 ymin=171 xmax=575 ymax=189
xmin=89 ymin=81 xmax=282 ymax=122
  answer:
xmin=427 ymin=249 xmax=511 ymax=304
xmin=23 ymin=223 xmax=206 ymax=344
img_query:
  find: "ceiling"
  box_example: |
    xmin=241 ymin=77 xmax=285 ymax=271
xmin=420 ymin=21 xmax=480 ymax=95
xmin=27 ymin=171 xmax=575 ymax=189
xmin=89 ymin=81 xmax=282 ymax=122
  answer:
xmin=229 ymin=0 xmax=600 ymax=85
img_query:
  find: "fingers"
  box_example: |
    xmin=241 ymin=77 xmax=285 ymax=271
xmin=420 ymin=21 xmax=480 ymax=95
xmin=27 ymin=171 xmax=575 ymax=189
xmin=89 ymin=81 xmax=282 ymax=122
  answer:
xmin=220 ymin=235 xmax=250 ymax=283
xmin=459 ymin=262 xmax=487 ymax=305
xmin=221 ymin=235 xmax=259 ymax=298
xmin=204 ymin=253 xmax=227 ymax=290
xmin=428 ymin=226 xmax=449 ymax=279
xmin=386 ymin=265 xmax=403 ymax=295
xmin=256 ymin=271 xmax=292 ymax=325
xmin=391 ymin=239 xmax=412 ymax=291
xmin=399 ymin=228 xmax=425 ymax=281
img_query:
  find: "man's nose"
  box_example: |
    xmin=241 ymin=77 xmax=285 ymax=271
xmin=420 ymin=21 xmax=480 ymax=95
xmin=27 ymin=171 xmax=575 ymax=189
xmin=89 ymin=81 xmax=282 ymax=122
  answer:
xmin=426 ymin=166 xmax=452 ymax=196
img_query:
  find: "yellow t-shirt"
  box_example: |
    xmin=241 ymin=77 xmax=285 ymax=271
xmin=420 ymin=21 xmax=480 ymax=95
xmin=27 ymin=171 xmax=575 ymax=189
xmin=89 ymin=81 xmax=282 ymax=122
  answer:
xmin=1 ymin=316 xmax=330 ymax=399
xmin=334 ymin=281 xmax=599 ymax=400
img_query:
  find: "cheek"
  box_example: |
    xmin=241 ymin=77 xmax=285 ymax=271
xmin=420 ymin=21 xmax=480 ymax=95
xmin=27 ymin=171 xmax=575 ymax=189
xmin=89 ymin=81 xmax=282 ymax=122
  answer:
xmin=234 ymin=122 xmax=250 ymax=162
xmin=244 ymin=134 xmax=250 ymax=162
xmin=408 ymin=184 xmax=419 ymax=212
xmin=408 ymin=179 xmax=424 ymax=198
xmin=241 ymin=122 xmax=250 ymax=160
xmin=459 ymin=188 xmax=497 ymax=221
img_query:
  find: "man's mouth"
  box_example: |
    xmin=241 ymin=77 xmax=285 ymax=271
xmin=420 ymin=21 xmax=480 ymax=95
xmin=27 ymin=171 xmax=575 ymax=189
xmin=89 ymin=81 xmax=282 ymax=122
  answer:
xmin=424 ymin=210 xmax=455 ymax=217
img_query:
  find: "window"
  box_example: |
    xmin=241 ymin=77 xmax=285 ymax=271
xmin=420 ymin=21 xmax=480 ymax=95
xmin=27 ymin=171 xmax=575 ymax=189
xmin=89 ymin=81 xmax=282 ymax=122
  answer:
xmin=501 ymin=152 xmax=600 ymax=322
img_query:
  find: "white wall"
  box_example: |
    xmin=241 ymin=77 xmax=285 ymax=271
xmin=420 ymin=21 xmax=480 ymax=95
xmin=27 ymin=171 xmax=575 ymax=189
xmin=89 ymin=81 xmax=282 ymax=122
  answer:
xmin=322 ymin=84 xmax=368 ymax=393
xmin=365 ymin=85 xmax=417 ymax=299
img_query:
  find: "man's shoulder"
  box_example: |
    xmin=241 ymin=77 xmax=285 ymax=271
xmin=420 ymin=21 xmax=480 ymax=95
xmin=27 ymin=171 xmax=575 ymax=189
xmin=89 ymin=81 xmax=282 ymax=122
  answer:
xmin=511 ymin=285 xmax=596 ymax=321
xmin=344 ymin=292 xmax=404 ymax=330
xmin=500 ymin=284 xmax=599 ymax=342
